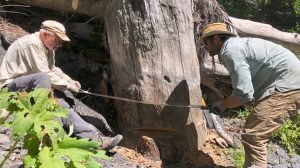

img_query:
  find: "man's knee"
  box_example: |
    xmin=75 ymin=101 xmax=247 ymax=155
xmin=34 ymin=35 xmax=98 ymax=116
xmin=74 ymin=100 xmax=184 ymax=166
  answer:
xmin=56 ymin=98 xmax=71 ymax=109
xmin=34 ymin=72 xmax=49 ymax=80
xmin=34 ymin=72 xmax=51 ymax=89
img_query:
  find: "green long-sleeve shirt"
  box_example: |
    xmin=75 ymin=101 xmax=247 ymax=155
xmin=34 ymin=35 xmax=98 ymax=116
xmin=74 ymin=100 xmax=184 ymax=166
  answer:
xmin=219 ymin=37 xmax=300 ymax=102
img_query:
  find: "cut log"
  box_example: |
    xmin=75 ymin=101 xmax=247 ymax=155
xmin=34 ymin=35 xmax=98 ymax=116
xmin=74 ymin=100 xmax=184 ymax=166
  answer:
xmin=231 ymin=17 xmax=300 ymax=54
xmin=14 ymin=0 xmax=104 ymax=18
xmin=104 ymin=0 xmax=206 ymax=164
xmin=13 ymin=0 xmax=300 ymax=54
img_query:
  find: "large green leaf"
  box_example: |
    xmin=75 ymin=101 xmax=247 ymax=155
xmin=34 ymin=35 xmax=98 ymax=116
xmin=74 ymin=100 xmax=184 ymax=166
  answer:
xmin=1 ymin=88 xmax=110 ymax=168
xmin=0 ymin=91 xmax=18 ymax=109
xmin=11 ymin=110 xmax=34 ymax=139
xmin=34 ymin=120 xmax=65 ymax=149
xmin=71 ymin=157 xmax=102 ymax=168
xmin=57 ymin=148 xmax=106 ymax=168
xmin=38 ymin=147 xmax=65 ymax=168
xmin=57 ymin=148 xmax=110 ymax=161
xmin=27 ymin=88 xmax=52 ymax=115
xmin=58 ymin=138 xmax=99 ymax=150
xmin=23 ymin=131 xmax=40 ymax=156
xmin=23 ymin=155 xmax=37 ymax=168
xmin=56 ymin=138 xmax=109 ymax=167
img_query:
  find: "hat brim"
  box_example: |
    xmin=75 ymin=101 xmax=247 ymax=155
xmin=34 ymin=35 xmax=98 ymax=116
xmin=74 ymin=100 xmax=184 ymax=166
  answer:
xmin=201 ymin=30 xmax=236 ymax=41
xmin=56 ymin=32 xmax=70 ymax=41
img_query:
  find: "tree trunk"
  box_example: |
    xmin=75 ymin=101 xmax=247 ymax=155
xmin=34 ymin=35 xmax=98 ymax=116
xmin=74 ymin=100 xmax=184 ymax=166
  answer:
xmin=104 ymin=0 xmax=205 ymax=164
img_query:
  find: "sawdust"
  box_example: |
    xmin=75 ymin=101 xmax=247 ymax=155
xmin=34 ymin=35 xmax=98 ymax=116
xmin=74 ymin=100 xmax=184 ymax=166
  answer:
xmin=200 ymin=131 xmax=235 ymax=167
xmin=113 ymin=146 xmax=162 ymax=168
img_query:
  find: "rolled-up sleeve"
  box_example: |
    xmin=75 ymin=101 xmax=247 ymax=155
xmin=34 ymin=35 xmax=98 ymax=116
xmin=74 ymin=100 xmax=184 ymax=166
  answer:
xmin=221 ymin=47 xmax=254 ymax=103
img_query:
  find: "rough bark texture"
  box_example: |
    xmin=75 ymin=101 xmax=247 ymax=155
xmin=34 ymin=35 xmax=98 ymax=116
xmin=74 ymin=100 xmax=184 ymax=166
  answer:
xmin=104 ymin=0 xmax=205 ymax=164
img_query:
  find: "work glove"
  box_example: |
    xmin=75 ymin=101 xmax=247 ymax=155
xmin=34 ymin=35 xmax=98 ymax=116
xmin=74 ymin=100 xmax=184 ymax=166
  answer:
xmin=67 ymin=80 xmax=81 ymax=93
xmin=211 ymin=101 xmax=226 ymax=115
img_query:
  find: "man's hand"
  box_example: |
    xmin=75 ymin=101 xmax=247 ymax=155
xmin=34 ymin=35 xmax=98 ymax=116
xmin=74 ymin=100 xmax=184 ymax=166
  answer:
xmin=72 ymin=80 xmax=81 ymax=89
xmin=67 ymin=80 xmax=81 ymax=92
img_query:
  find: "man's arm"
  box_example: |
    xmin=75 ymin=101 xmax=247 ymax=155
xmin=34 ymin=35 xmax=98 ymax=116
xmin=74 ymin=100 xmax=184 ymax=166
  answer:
xmin=47 ymin=51 xmax=81 ymax=92
xmin=23 ymin=45 xmax=79 ymax=91
xmin=215 ymin=47 xmax=254 ymax=112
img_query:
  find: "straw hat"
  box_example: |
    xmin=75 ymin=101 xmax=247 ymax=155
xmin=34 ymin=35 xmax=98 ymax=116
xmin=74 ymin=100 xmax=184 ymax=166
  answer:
xmin=201 ymin=23 xmax=236 ymax=40
xmin=41 ymin=20 xmax=70 ymax=41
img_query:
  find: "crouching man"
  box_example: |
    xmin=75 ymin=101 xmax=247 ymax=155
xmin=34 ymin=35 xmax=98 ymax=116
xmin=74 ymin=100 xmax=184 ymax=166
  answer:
xmin=0 ymin=20 xmax=122 ymax=151
xmin=201 ymin=23 xmax=300 ymax=168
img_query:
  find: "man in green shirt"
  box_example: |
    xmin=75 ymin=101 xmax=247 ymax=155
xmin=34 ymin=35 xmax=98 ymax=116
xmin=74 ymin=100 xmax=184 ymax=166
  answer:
xmin=201 ymin=22 xmax=300 ymax=168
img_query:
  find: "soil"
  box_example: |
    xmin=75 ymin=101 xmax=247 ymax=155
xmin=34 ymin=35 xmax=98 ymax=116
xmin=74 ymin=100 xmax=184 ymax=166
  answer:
xmin=0 ymin=4 xmax=300 ymax=168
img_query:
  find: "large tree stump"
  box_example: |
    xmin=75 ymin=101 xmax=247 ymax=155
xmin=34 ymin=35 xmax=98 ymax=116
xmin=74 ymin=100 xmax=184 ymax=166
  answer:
xmin=104 ymin=0 xmax=206 ymax=164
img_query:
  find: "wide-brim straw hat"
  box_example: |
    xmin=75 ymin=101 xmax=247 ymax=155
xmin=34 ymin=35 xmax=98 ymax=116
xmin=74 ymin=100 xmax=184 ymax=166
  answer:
xmin=201 ymin=23 xmax=236 ymax=40
xmin=41 ymin=20 xmax=70 ymax=41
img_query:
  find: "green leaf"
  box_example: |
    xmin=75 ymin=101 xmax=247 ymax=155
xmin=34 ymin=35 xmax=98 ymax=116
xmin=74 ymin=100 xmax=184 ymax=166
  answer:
xmin=38 ymin=147 xmax=65 ymax=168
xmin=1 ymin=88 xmax=109 ymax=168
xmin=85 ymin=157 xmax=103 ymax=168
xmin=58 ymin=138 xmax=99 ymax=150
xmin=57 ymin=148 xmax=92 ymax=162
xmin=71 ymin=161 xmax=87 ymax=168
xmin=67 ymin=156 xmax=104 ymax=168
xmin=23 ymin=131 xmax=40 ymax=156
xmin=27 ymin=88 xmax=51 ymax=114
xmin=93 ymin=150 xmax=110 ymax=159
xmin=35 ymin=109 xmax=68 ymax=122
xmin=72 ymin=157 xmax=102 ymax=168
xmin=34 ymin=120 xmax=65 ymax=149
xmin=23 ymin=155 xmax=37 ymax=168
xmin=0 ymin=92 xmax=15 ymax=109
xmin=57 ymin=148 xmax=110 ymax=163
xmin=11 ymin=110 xmax=34 ymax=139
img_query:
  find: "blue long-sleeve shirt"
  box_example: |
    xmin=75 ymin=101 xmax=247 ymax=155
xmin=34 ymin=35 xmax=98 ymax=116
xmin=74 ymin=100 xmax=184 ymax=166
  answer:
xmin=219 ymin=37 xmax=300 ymax=102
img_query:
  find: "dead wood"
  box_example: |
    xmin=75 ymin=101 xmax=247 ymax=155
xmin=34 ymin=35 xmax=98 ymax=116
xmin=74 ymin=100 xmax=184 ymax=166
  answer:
xmin=104 ymin=0 xmax=205 ymax=164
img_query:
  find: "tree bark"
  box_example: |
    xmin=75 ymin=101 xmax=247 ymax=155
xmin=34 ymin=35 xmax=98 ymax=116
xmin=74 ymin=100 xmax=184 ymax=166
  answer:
xmin=104 ymin=0 xmax=205 ymax=163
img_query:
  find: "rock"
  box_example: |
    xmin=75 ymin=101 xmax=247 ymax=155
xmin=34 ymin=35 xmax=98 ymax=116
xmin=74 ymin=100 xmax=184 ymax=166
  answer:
xmin=289 ymin=155 xmax=300 ymax=168
xmin=0 ymin=151 xmax=8 ymax=161
xmin=0 ymin=134 xmax=11 ymax=150
xmin=268 ymin=151 xmax=280 ymax=166
xmin=272 ymin=164 xmax=288 ymax=168
xmin=276 ymin=148 xmax=289 ymax=165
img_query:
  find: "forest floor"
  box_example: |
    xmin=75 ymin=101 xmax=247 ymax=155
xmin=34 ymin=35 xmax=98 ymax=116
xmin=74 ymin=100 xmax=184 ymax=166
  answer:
xmin=0 ymin=5 xmax=300 ymax=168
